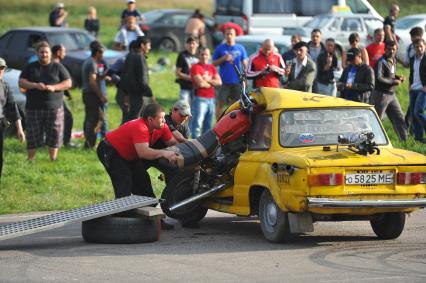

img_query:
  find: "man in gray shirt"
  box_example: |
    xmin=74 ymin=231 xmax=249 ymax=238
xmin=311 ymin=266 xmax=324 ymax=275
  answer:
xmin=82 ymin=44 xmax=107 ymax=148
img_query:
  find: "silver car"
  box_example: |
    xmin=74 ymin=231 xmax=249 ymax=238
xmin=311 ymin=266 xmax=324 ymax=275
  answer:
xmin=283 ymin=12 xmax=383 ymax=50
xmin=395 ymin=14 xmax=426 ymax=62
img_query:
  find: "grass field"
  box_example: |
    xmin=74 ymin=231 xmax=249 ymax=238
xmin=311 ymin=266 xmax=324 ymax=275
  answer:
xmin=0 ymin=0 xmax=425 ymax=214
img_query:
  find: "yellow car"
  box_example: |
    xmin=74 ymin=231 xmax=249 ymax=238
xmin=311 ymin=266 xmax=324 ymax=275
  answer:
xmin=163 ymin=87 xmax=426 ymax=243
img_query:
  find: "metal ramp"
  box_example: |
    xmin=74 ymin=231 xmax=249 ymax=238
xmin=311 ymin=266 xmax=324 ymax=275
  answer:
xmin=0 ymin=195 xmax=157 ymax=241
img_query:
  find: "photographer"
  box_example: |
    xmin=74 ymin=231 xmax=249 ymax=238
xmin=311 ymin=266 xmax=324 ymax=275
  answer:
xmin=372 ymin=40 xmax=407 ymax=141
xmin=246 ymin=39 xmax=285 ymax=88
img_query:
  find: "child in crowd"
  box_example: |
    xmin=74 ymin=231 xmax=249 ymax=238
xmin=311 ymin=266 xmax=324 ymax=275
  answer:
xmin=84 ymin=6 xmax=100 ymax=38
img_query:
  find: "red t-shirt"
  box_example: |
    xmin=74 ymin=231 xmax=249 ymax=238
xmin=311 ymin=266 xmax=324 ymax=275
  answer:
xmin=366 ymin=42 xmax=385 ymax=68
xmin=106 ymin=118 xmax=172 ymax=161
xmin=191 ymin=63 xmax=217 ymax=99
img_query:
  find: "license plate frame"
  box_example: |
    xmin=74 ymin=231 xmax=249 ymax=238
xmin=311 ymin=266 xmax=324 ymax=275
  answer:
xmin=345 ymin=171 xmax=394 ymax=185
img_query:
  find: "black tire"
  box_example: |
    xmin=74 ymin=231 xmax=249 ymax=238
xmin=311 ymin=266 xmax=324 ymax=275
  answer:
xmin=82 ymin=213 xmax=161 ymax=244
xmin=370 ymin=212 xmax=406 ymax=240
xmin=161 ymin=172 xmax=208 ymax=223
xmin=259 ymin=190 xmax=292 ymax=243
xmin=159 ymin=37 xmax=176 ymax=52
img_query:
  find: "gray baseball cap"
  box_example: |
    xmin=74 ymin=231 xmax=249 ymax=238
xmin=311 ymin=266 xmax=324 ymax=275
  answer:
xmin=173 ymin=100 xmax=191 ymax=117
xmin=0 ymin=57 xmax=7 ymax=68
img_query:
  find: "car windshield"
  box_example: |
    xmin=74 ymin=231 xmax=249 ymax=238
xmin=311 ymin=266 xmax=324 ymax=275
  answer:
xmin=279 ymin=108 xmax=388 ymax=147
xmin=395 ymin=17 xmax=424 ymax=29
xmin=304 ymin=16 xmax=331 ymax=29
xmin=142 ymin=10 xmax=166 ymax=23
xmin=47 ymin=32 xmax=94 ymax=51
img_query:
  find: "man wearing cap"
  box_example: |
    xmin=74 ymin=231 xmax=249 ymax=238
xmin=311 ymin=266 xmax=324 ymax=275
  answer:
xmin=338 ymin=47 xmax=374 ymax=103
xmin=49 ymin=3 xmax=68 ymax=28
xmin=121 ymin=0 xmax=144 ymax=27
xmin=153 ymin=100 xmax=191 ymax=149
xmin=0 ymin=58 xmax=25 ymax=178
xmin=286 ymin=41 xmax=316 ymax=92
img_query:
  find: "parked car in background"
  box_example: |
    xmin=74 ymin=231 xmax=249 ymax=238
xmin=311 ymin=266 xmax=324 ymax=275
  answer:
xmin=283 ymin=12 xmax=383 ymax=51
xmin=0 ymin=27 xmax=125 ymax=86
xmin=395 ymin=14 xmax=426 ymax=62
xmin=140 ymin=9 xmax=214 ymax=52
xmin=213 ymin=0 xmax=382 ymax=35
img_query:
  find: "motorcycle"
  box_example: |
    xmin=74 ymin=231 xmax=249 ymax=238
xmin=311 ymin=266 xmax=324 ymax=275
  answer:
xmin=159 ymin=65 xmax=263 ymax=224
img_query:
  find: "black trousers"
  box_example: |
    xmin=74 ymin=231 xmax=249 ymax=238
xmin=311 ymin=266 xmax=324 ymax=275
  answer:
xmin=63 ymin=102 xmax=73 ymax=145
xmin=83 ymin=103 xmax=102 ymax=148
xmin=97 ymin=140 xmax=177 ymax=198
xmin=0 ymin=123 xmax=4 ymax=178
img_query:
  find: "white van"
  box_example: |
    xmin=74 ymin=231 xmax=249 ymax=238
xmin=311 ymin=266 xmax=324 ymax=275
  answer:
xmin=213 ymin=0 xmax=382 ymax=35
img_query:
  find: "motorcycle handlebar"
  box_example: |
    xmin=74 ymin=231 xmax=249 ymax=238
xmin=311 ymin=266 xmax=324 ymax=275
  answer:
xmin=231 ymin=63 xmax=252 ymax=112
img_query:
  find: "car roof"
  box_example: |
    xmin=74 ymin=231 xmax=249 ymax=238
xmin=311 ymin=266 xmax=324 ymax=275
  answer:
xmin=6 ymin=27 xmax=88 ymax=33
xmin=143 ymin=9 xmax=192 ymax=15
xmin=315 ymin=12 xmax=382 ymax=20
xmin=256 ymin=88 xmax=369 ymax=111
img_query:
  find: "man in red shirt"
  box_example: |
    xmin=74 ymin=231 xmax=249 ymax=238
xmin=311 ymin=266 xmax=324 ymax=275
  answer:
xmin=190 ymin=47 xmax=222 ymax=138
xmin=97 ymin=103 xmax=178 ymax=200
xmin=246 ymin=39 xmax=286 ymax=88
xmin=366 ymin=28 xmax=385 ymax=68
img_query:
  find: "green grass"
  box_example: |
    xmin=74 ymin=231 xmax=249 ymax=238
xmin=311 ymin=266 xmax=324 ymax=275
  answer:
xmin=1 ymin=0 xmax=426 ymax=214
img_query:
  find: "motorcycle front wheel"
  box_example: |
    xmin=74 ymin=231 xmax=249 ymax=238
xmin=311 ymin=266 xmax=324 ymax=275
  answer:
xmin=161 ymin=171 xmax=208 ymax=223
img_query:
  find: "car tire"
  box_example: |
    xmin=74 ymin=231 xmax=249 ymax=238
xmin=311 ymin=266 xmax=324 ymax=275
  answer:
xmin=160 ymin=171 xmax=208 ymax=223
xmin=370 ymin=212 xmax=406 ymax=240
xmin=159 ymin=37 xmax=177 ymax=52
xmin=82 ymin=212 xmax=161 ymax=244
xmin=259 ymin=190 xmax=293 ymax=243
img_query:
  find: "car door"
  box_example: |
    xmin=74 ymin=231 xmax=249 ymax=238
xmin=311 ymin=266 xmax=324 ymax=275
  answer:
xmin=155 ymin=12 xmax=190 ymax=51
xmin=6 ymin=31 xmax=45 ymax=70
xmin=0 ymin=32 xmax=14 ymax=60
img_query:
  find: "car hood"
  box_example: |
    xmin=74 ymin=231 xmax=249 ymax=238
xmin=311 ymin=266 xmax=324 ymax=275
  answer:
xmin=261 ymin=147 xmax=426 ymax=168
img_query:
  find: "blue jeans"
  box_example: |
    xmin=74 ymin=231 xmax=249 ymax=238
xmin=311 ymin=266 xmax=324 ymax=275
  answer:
xmin=409 ymin=90 xmax=426 ymax=140
xmin=179 ymin=88 xmax=193 ymax=106
xmin=317 ymin=82 xmax=337 ymax=97
xmin=190 ymin=96 xmax=215 ymax=138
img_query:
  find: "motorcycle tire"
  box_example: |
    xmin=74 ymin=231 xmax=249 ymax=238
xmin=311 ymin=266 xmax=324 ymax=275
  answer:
xmin=161 ymin=171 xmax=208 ymax=223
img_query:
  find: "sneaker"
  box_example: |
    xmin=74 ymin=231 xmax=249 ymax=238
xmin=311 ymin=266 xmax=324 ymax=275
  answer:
xmin=161 ymin=219 xmax=174 ymax=230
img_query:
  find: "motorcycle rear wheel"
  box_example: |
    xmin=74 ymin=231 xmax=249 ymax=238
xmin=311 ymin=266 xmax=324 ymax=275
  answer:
xmin=161 ymin=171 xmax=208 ymax=223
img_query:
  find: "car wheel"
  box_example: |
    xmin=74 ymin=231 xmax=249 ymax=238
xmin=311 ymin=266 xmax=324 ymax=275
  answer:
xmin=159 ymin=38 xmax=177 ymax=52
xmin=259 ymin=190 xmax=292 ymax=243
xmin=160 ymin=171 xmax=208 ymax=223
xmin=82 ymin=211 xmax=161 ymax=244
xmin=370 ymin=212 xmax=406 ymax=240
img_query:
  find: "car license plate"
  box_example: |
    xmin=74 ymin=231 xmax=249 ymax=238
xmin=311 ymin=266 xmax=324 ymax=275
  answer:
xmin=345 ymin=172 xmax=394 ymax=185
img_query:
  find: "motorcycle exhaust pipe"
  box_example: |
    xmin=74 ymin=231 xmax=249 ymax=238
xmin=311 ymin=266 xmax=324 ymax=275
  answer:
xmin=169 ymin=184 xmax=227 ymax=212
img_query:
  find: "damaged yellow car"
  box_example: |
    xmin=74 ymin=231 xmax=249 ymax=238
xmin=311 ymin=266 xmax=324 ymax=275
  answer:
xmin=162 ymin=87 xmax=426 ymax=243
